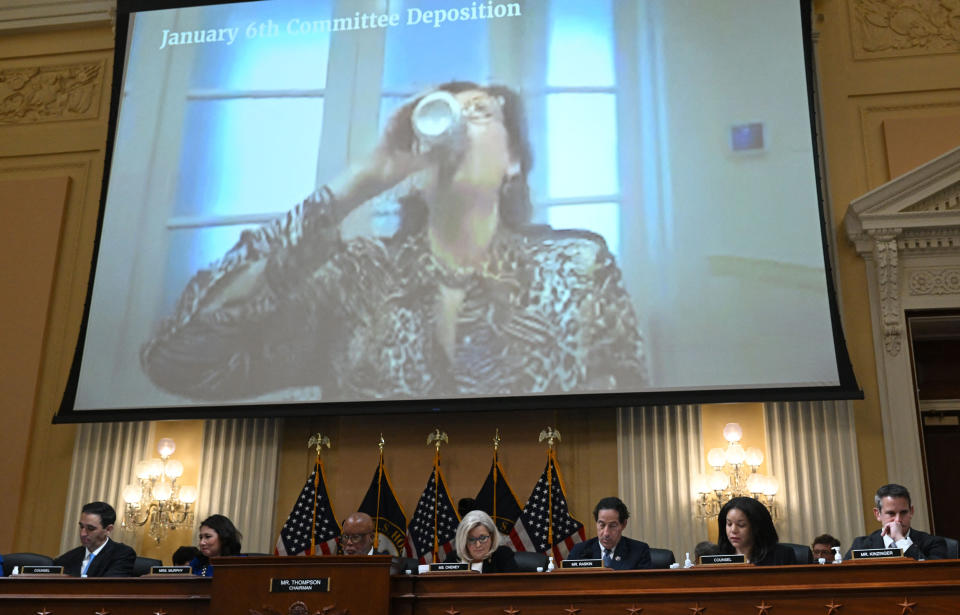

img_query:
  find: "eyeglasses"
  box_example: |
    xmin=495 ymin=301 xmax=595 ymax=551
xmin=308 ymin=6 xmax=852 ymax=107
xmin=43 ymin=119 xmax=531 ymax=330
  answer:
xmin=340 ymin=533 xmax=372 ymax=544
xmin=467 ymin=534 xmax=491 ymax=544
xmin=461 ymin=93 xmax=504 ymax=122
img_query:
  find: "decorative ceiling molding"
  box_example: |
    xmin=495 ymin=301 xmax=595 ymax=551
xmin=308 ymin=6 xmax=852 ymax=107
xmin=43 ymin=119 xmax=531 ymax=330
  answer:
xmin=0 ymin=1 xmax=114 ymax=33
xmin=849 ymin=0 xmax=960 ymax=59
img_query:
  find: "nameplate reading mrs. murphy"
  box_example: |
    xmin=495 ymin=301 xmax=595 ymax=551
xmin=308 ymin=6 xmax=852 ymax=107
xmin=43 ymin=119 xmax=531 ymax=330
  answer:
xmin=698 ymin=554 xmax=747 ymax=565
xmin=560 ymin=559 xmax=604 ymax=569
xmin=150 ymin=566 xmax=192 ymax=575
xmin=270 ymin=578 xmax=331 ymax=592
xmin=851 ymin=548 xmax=903 ymax=560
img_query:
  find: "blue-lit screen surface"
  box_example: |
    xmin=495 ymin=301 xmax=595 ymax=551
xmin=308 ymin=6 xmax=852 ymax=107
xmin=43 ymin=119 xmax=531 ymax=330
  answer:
xmin=60 ymin=0 xmax=858 ymax=420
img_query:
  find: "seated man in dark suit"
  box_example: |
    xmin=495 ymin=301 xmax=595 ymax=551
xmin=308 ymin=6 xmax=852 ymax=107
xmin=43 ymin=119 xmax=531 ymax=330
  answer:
xmin=53 ymin=501 xmax=137 ymax=577
xmin=848 ymin=484 xmax=947 ymax=561
xmin=567 ymin=496 xmax=651 ymax=569
xmin=339 ymin=512 xmax=389 ymax=556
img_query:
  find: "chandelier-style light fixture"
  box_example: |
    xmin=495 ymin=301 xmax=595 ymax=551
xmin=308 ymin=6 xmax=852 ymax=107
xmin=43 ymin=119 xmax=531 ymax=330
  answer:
xmin=121 ymin=437 xmax=198 ymax=544
xmin=692 ymin=423 xmax=780 ymax=522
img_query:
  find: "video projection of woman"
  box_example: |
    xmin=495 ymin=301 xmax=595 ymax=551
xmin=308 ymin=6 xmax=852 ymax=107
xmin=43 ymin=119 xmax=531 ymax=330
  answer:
xmin=140 ymin=80 xmax=647 ymax=402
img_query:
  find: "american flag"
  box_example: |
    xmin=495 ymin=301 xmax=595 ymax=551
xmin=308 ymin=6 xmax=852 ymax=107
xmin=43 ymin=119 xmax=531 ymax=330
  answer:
xmin=405 ymin=464 xmax=460 ymax=564
xmin=275 ymin=458 xmax=340 ymax=556
xmin=508 ymin=449 xmax=585 ymax=562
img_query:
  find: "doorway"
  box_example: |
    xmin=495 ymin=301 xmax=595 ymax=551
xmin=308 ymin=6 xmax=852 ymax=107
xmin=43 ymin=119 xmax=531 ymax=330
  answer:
xmin=907 ymin=310 xmax=960 ymax=541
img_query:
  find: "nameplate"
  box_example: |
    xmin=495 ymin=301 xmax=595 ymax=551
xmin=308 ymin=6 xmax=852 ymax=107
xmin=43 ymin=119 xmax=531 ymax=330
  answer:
xmin=269 ymin=578 xmax=330 ymax=592
xmin=698 ymin=554 xmax=747 ymax=565
xmin=428 ymin=562 xmax=470 ymax=572
xmin=21 ymin=566 xmax=64 ymax=575
xmin=150 ymin=566 xmax=192 ymax=575
xmin=560 ymin=559 xmax=604 ymax=569
xmin=851 ymin=548 xmax=903 ymax=560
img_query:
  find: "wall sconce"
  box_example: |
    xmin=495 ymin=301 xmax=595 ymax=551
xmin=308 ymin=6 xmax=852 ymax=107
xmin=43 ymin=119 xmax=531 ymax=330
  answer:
xmin=692 ymin=423 xmax=780 ymax=522
xmin=121 ymin=437 xmax=197 ymax=544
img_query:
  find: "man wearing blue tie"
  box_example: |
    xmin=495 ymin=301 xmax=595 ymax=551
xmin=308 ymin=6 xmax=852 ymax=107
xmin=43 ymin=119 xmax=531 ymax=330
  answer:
xmin=567 ymin=497 xmax=652 ymax=570
xmin=53 ymin=501 xmax=137 ymax=577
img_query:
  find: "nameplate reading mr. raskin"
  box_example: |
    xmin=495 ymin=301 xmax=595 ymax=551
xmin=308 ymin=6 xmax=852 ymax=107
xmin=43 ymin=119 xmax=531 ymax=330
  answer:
xmin=851 ymin=548 xmax=903 ymax=560
xmin=560 ymin=559 xmax=604 ymax=569
xmin=428 ymin=562 xmax=470 ymax=572
xmin=21 ymin=566 xmax=64 ymax=574
xmin=150 ymin=566 xmax=192 ymax=575
xmin=270 ymin=578 xmax=330 ymax=593
xmin=698 ymin=554 xmax=747 ymax=565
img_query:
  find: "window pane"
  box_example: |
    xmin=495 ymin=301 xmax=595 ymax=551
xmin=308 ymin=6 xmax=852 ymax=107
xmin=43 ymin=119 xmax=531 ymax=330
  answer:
xmin=547 ymin=202 xmax=620 ymax=257
xmin=547 ymin=0 xmax=614 ymax=88
xmin=382 ymin=0 xmax=489 ymax=91
xmin=176 ymin=97 xmax=324 ymax=217
xmin=546 ymin=93 xmax=618 ymax=198
xmin=162 ymin=224 xmax=259 ymax=316
xmin=188 ymin=0 xmax=332 ymax=90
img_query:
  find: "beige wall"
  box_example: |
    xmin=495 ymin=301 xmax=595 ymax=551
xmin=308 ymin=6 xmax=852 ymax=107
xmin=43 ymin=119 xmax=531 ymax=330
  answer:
xmin=4 ymin=1 xmax=960 ymax=557
xmin=812 ymin=0 xmax=960 ymax=530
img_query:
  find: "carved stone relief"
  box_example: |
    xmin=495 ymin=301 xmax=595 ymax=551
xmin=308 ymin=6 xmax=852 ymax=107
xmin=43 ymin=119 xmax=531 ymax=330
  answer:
xmin=870 ymin=229 xmax=903 ymax=356
xmin=0 ymin=61 xmax=103 ymax=125
xmin=850 ymin=0 xmax=960 ymax=58
xmin=909 ymin=268 xmax=960 ymax=295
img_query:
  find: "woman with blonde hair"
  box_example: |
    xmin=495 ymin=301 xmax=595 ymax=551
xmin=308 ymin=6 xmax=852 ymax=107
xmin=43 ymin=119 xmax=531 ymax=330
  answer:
xmin=449 ymin=510 xmax=518 ymax=573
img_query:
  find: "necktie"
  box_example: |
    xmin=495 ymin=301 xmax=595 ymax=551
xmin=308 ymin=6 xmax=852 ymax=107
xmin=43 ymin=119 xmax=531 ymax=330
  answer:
xmin=81 ymin=551 xmax=96 ymax=577
xmin=603 ymin=549 xmax=613 ymax=568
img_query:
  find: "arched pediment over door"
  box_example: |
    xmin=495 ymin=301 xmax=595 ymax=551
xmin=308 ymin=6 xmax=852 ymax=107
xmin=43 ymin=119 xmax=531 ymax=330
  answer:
xmin=845 ymin=146 xmax=960 ymax=528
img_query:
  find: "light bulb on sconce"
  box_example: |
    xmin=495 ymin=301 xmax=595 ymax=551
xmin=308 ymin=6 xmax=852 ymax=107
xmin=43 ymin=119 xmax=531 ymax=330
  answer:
xmin=121 ymin=437 xmax=197 ymax=544
xmin=693 ymin=422 xmax=780 ymax=522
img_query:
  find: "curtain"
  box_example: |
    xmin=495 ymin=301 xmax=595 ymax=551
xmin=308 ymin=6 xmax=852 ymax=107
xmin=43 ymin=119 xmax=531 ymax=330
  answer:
xmin=196 ymin=417 xmax=281 ymax=554
xmin=59 ymin=421 xmax=152 ymax=555
xmin=764 ymin=400 xmax=865 ymax=551
xmin=617 ymin=405 xmax=706 ymax=562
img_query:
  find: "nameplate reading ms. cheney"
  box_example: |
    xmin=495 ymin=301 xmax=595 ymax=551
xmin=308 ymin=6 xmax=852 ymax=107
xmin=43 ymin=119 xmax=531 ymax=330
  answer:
xmin=428 ymin=562 xmax=470 ymax=572
xmin=270 ymin=578 xmax=331 ymax=593
xmin=851 ymin=548 xmax=904 ymax=560
xmin=698 ymin=554 xmax=747 ymax=565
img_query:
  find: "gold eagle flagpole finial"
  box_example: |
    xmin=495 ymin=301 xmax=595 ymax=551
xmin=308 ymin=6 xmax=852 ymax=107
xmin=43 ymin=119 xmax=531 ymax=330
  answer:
xmin=539 ymin=426 xmax=561 ymax=450
xmin=493 ymin=428 xmax=502 ymax=452
xmin=307 ymin=433 xmax=331 ymax=457
xmin=427 ymin=428 xmax=448 ymax=452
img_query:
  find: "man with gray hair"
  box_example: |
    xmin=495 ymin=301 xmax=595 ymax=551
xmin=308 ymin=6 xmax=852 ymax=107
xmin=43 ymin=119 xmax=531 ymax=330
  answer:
xmin=847 ymin=484 xmax=947 ymax=560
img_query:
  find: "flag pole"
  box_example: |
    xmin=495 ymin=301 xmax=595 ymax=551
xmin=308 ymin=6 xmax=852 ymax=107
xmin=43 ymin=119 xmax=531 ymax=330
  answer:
xmin=492 ymin=429 xmax=501 ymax=530
xmin=374 ymin=433 xmax=385 ymax=550
xmin=538 ymin=427 xmax=561 ymax=553
xmin=427 ymin=428 xmax=448 ymax=562
xmin=307 ymin=432 xmax=331 ymax=555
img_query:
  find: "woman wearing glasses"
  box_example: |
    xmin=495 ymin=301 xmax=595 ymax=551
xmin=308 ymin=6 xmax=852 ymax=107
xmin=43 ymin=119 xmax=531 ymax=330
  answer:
xmin=449 ymin=510 xmax=518 ymax=573
xmin=142 ymin=81 xmax=646 ymax=403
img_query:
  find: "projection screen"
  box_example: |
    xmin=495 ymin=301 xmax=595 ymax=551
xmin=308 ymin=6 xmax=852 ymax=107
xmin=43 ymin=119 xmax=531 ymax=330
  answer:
xmin=56 ymin=0 xmax=860 ymax=421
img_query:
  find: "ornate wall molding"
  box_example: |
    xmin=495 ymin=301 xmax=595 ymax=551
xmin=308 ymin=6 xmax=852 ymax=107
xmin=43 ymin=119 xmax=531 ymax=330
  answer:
xmin=870 ymin=229 xmax=904 ymax=356
xmin=0 ymin=1 xmax=114 ymax=32
xmin=902 ymin=182 xmax=960 ymax=213
xmin=0 ymin=60 xmax=104 ymax=125
xmin=908 ymin=268 xmax=960 ymax=295
xmin=850 ymin=0 xmax=960 ymax=59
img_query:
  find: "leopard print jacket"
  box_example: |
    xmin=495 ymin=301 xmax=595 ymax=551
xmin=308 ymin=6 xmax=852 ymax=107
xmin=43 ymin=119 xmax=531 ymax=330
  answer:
xmin=141 ymin=190 xmax=648 ymax=402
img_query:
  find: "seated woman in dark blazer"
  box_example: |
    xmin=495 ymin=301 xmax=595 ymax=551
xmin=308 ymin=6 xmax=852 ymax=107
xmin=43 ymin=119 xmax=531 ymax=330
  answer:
xmin=717 ymin=497 xmax=796 ymax=566
xmin=447 ymin=510 xmax=518 ymax=573
xmin=189 ymin=514 xmax=242 ymax=576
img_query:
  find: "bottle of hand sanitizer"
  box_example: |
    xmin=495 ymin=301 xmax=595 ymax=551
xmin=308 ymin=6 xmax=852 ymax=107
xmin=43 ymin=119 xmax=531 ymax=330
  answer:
xmin=832 ymin=546 xmax=842 ymax=564
xmin=547 ymin=555 xmax=555 ymax=572
xmin=684 ymin=552 xmax=693 ymax=568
